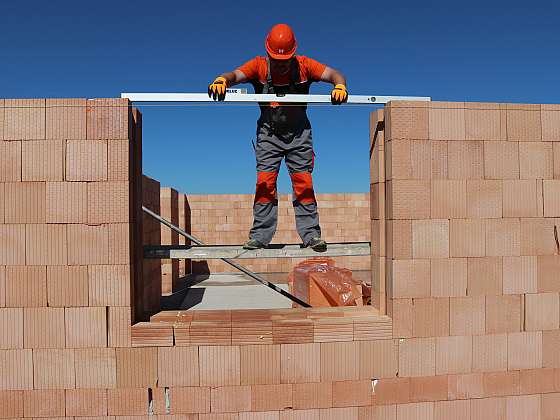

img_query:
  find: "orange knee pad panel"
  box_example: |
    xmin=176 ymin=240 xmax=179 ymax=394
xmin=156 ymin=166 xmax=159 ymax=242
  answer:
xmin=255 ymin=171 xmax=279 ymax=204
xmin=290 ymin=172 xmax=316 ymax=204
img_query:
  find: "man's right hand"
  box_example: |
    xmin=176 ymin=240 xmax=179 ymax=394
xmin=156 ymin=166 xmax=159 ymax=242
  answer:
xmin=208 ymin=76 xmax=227 ymax=101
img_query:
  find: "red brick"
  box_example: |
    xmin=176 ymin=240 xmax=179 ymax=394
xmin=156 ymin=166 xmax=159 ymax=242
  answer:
xmin=108 ymin=140 xmax=130 ymax=181
xmin=525 ymin=292 xmax=560 ymax=331
xmin=107 ymin=388 xmax=146 ymax=415
xmin=449 ymin=296 xmax=485 ymax=336
xmin=520 ymin=368 xmax=556 ymax=394
xmin=430 ymin=258 xmax=467 ymax=297
xmin=508 ymin=331 xmax=542 ymax=370
xmin=505 ymin=394 xmax=541 ymax=420
xmin=467 ymin=257 xmax=503 ymax=296
xmin=171 ymin=386 xmax=211 ymax=414
xmin=484 ymin=141 xmax=519 ymax=179
xmin=0 ymin=141 xmax=22 ymax=181
xmin=472 ymin=334 xmax=507 ymax=372
xmin=431 ymin=140 xmax=448 ymax=179
xmin=293 ymin=382 xmax=332 ymax=409
xmin=389 ymin=180 xmax=430 ymax=219
xmin=4 ymin=99 xmax=45 ymax=140
xmin=430 ymin=104 xmax=465 ymax=141
xmin=434 ymin=399 xmax=470 ymax=420
xmin=65 ymin=307 xmax=107 ymax=348
xmin=33 ymin=349 xmax=75 ymax=389
xmin=486 ymin=295 xmax=522 ymax=334
xmin=332 ymin=380 xmax=372 ymax=407
xmin=5 ymin=266 xmax=47 ymax=307
xmin=46 ymin=265 xmax=88 ymax=307
xmin=0 ymin=349 xmax=33 ymax=390
xmin=506 ymin=104 xmax=541 ymax=141
xmin=75 ymin=348 xmax=116 ymax=388
xmin=399 ymin=338 xmax=436 ymax=377
xmin=359 ymin=339 xmax=398 ymax=379
xmin=450 ymin=219 xmax=485 ymax=257
xmin=482 ymin=371 xmax=520 ymax=397
xmin=538 ymin=256 xmax=560 ymax=293
xmin=23 ymin=307 xmax=65 ymax=348
xmin=86 ymin=98 xmax=129 ymax=140
xmin=46 ymin=98 xmax=87 ymax=139
xmin=396 ymin=401 xmax=434 ymax=420
xmin=0 ymin=308 xmax=23 ymax=349
xmin=0 ymin=390 xmax=23 ymax=418
xmin=543 ymin=330 xmax=560 ymax=368
xmin=116 ymin=347 xmax=158 ymax=388
xmin=88 ymin=265 xmax=130 ymax=306
xmin=519 ymin=141 xmax=553 ymax=179
xmin=448 ymin=141 xmax=483 ymax=179
xmin=23 ymin=389 xmax=65 ymax=417
xmin=199 ymin=346 xmax=240 ymax=386
xmin=541 ymin=392 xmax=560 ymax=420
xmin=88 ymin=181 xmax=129 ymax=224
xmin=485 ymin=219 xmax=520 ymax=257
xmin=107 ymin=306 xmax=131 ymax=347
xmin=67 ymin=224 xmax=109 ymax=265
xmin=544 ymin=180 xmax=560 ymax=216
xmin=108 ymin=223 xmax=130 ymax=265
xmin=470 ymin=397 xmax=506 ymax=420
xmin=521 ymin=218 xmax=558 ymax=256
xmin=555 ymin=143 xmax=560 ymax=178
xmin=386 ymin=102 xmax=429 ymax=141
xmin=465 ymin=103 xmax=506 ymax=141
xmin=372 ymin=377 xmax=410 ymax=405
xmin=502 ymin=180 xmax=539 ymax=217
xmin=392 ymin=259 xmax=430 ymax=299
xmin=46 ymin=181 xmax=87 ymax=223
xmin=4 ymin=182 xmax=45 ymax=223
xmin=0 ymin=225 xmax=25 ymax=265
xmin=157 ymin=347 xmax=199 ymax=387
xmin=280 ymin=343 xmax=320 ymax=383
xmin=392 ymin=299 xmax=413 ymax=338
xmin=320 ymin=342 xmax=359 ymax=381
xmin=238 ymin=345 xmax=280 ymax=385
xmin=410 ymin=375 xmax=448 ymax=403
xmin=65 ymin=140 xmax=108 ymax=181
xmin=21 ymin=140 xmax=64 ymax=182
xmin=210 ymin=385 xmax=251 ymax=413
xmin=412 ymin=219 xmax=449 ymax=259
xmin=25 ymin=224 xmax=67 ymax=265
xmin=431 ymin=180 xmax=466 ymax=219
xmin=65 ymin=389 xmax=107 ymax=416
xmin=412 ymin=298 xmax=449 ymax=337
xmin=251 ymin=383 xmax=292 ymax=412
xmin=436 ymin=336 xmax=472 ymax=375
xmin=466 ymin=180 xmax=502 ymax=218
xmin=503 ymin=256 xmax=537 ymax=294
xmin=387 ymin=220 xmax=411 ymax=259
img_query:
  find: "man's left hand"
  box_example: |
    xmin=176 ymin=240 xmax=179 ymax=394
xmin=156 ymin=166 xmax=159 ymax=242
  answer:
xmin=331 ymin=84 xmax=348 ymax=105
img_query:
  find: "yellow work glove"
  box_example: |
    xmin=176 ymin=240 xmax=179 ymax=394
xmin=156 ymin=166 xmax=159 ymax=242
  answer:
xmin=208 ymin=76 xmax=227 ymax=101
xmin=331 ymin=84 xmax=348 ymax=105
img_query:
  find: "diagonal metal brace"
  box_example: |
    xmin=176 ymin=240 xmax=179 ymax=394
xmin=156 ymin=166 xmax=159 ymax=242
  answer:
xmin=142 ymin=206 xmax=311 ymax=308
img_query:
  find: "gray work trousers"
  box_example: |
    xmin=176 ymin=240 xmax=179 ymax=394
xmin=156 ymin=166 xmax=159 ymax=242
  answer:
xmin=249 ymin=120 xmax=321 ymax=246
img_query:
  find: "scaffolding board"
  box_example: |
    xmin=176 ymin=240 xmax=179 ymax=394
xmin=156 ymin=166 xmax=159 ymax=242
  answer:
xmin=121 ymin=92 xmax=430 ymax=104
xmin=144 ymin=242 xmax=371 ymax=260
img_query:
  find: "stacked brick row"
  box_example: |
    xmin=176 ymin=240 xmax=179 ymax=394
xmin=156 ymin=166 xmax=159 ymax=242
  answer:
xmin=141 ymin=175 xmax=162 ymax=311
xmin=160 ymin=187 xmax=180 ymax=294
xmin=370 ymin=101 xmax=560 ymax=418
xmin=187 ymin=193 xmax=370 ymax=274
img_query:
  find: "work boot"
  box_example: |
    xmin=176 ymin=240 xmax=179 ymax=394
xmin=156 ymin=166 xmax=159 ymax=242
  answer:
xmin=307 ymin=237 xmax=327 ymax=252
xmin=243 ymin=238 xmax=265 ymax=250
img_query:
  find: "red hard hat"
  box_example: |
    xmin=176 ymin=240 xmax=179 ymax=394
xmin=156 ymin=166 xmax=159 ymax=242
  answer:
xmin=265 ymin=24 xmax=297 ymax=60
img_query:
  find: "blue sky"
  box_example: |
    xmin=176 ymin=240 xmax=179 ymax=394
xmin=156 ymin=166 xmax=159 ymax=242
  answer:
xmin=1 ymin=1 xmax=558 ymax=194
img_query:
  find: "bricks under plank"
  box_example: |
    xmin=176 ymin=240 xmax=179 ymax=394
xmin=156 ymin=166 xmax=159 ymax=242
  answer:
xmin=0 ymin=225 xmax=25 ymax=265
xmin=240 ymin=344 xmax=280 ymax=385
xmin=65 ymin=307 xmax=107 ymax=348
xmin=4 ymin=99 xmax=45 ymax=140
xmin=46 ymin=265 xmax=88 ymax=307
xmin=0 ymin=349 xmax=33 ymax=390
xmin=65 ymin=140 xmax=108 ymax=181
xmin=4 ymin=182 xmax=45 ymax=223
xmin=25 ymin=224 xmax=67 ymax=265
xmin=33 ymin=348 xmax=75 ymax=389
xmin=46 ymin=98 xmax=86 ymax=139
xmin=86 ymin=98 xmax=129 ymax=140
xmin=0 ymin=141 xmax=21 ymax=182
xmin=46 ymin=181 xmax=87 ymax=223
xmin=429 ymin=103 xmax=465 ymax=141
xmin=23 ymin=307 xmax=65 ymax=348
xmin=21 ymin=140 xmax=64 ymax=181
xmin=386 ymin=101 xmax=429 ymax=141
xmin=0 ymin=308 xmax=23 ymax=349
xmin=5 ymin=266 xmax=47 ymax=307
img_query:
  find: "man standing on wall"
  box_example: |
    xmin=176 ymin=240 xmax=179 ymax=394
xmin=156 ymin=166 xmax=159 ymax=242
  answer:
xmin=208 ymin=23 xmax=348 ymax=251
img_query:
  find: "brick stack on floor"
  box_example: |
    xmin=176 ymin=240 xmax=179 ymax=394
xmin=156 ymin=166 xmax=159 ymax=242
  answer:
xmin=370 ymin=100 xmax=560 ymax=418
